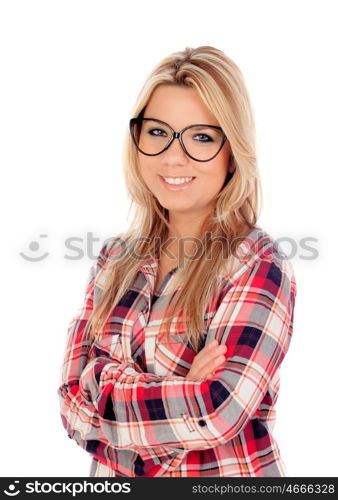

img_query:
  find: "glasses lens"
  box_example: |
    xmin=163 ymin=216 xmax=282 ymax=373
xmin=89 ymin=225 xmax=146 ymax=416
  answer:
xmin=181 ymin=125 xmax=224 ymax=161
xmin=132 ymin=119 xmax=173 ymax=155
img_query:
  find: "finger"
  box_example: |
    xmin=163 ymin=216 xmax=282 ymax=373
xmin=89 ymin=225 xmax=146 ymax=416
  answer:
xmin=207 ymin=342 xmax=227 ymax=356
xmin=192 ymin=342 xmax=227 ymax=379
xmin=204 ymin=356 xmax=227 ymax=379
xmin=212 ymin=355 xmax=226 ymax=370
xmin=194 ymin=339 xmax=218 ymax=360
xmin=196 ymin=353 xmax=225 ymax=380
xmin=196 ymin=345 xmax=227 ymax=373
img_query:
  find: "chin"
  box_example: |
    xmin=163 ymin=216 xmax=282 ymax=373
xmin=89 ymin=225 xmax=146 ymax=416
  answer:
xmin=159 ymin=202 xmax=196 ymax=213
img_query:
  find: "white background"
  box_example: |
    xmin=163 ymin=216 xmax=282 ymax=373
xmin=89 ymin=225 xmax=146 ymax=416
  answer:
xmin=1 ymin=0 xmax=337 ymax=477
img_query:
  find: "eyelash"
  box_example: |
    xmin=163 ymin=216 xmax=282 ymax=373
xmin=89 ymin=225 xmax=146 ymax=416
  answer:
xmin=148 ymin=128 xmax=166 ymax=137
xmin=194 ymin=134 xmax=213 ymax=143
xmin=147 ymin=129 xmax=214 ymax=142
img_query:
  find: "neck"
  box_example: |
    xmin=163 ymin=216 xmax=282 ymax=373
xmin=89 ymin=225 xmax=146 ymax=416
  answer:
xmin=164 ymin=209 xmax=213 ymax=261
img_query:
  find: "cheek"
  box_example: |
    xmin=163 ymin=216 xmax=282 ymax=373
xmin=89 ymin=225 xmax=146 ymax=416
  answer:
xmin=138 ymin=155 xmax=156 ymax=176
xmin=203 ymin=160 xmax=228 ymax=191
xmin=138 ymin=158 xmax=152 ymax=184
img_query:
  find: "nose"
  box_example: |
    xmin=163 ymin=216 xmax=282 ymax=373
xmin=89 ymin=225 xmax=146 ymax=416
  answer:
xmin=160 ymin=136 xmax=188 ymax=166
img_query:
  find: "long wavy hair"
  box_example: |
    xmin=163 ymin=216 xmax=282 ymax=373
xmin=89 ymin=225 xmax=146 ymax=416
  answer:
xmin=84 ymin=45 xmax=262 ymax=352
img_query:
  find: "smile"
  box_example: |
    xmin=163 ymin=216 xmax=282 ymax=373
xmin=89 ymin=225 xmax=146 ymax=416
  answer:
xmin=159 ymin=175 xmax=196 ymax=191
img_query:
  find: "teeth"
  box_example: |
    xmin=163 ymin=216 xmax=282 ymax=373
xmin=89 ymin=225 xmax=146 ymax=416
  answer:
xmin=163 ymin=176 xmax=194 ymax=185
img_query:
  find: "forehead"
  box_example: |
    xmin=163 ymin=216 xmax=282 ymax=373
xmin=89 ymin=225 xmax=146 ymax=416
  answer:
xmin=144 ymin=84 xmax=219 ymax=128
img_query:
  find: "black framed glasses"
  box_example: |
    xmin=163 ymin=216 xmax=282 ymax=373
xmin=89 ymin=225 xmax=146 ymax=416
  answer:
xmin=129 ymin=117 xmax=227 ymax=162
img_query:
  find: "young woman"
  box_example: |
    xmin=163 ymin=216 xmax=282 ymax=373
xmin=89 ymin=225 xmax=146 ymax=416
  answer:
xmin=57 ymin=46 xmax=297 ymax=477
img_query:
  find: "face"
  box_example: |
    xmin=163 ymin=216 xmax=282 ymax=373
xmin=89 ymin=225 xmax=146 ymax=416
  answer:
xmin=137 ymin=84 xmax=233 ymax=221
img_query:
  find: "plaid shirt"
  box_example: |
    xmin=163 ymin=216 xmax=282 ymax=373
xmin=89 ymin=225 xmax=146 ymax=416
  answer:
xmin=57 ymin=226 xmax=297 ymax=477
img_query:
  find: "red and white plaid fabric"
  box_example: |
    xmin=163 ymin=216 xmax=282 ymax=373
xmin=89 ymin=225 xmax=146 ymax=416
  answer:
xmin=57 ymin=226 xmax=297 ymax=477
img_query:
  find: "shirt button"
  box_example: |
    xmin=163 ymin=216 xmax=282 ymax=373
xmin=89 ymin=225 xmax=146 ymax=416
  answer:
xmin=198 ymin=419 xmax=207 ymax=427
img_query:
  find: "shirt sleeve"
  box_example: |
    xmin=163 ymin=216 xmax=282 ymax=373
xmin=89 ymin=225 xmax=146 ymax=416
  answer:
xmin=77 ymin=256 xmax=297 ymax=452
xmin=57 ymin=238 xmax=148 ymax=464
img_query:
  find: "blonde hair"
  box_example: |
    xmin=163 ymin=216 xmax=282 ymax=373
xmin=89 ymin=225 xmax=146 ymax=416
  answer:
xmin=84 ymin=45 xmax=262 ymax=352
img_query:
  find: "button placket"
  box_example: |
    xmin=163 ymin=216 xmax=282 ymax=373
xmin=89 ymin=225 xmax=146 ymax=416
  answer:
xmin=142 ymin=262 xmax=177 ymax=373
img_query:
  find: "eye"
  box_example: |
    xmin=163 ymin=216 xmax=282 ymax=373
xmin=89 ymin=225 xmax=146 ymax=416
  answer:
xmin=193 ymin=133 xmax=213 ymax=142
xmin=148 ymin=128 xmax=167 ymax=137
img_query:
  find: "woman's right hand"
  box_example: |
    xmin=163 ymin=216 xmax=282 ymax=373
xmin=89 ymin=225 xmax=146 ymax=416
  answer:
xmin=185 ymin=338 xmax=227 ymax=381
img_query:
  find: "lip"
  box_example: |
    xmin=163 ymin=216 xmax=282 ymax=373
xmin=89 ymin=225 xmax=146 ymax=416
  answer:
xmin=159 ymin=175 xmax=196 ymax=191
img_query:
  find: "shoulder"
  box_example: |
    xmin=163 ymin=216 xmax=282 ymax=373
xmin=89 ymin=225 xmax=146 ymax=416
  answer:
xmin=93 ymin=233 xmax=129 ymax=287
xmin=97 ymin=233 xmax=129 ymax=265
xmin=222 ymin=226 xmax=297 ymax=299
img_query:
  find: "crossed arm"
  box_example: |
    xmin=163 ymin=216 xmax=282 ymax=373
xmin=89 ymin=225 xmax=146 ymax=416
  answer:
xmin=57 ymin=244 xmax=296 ymax=457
